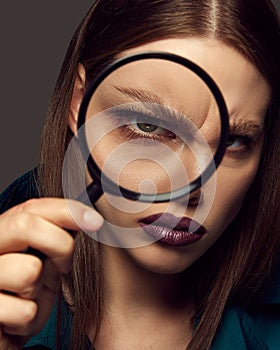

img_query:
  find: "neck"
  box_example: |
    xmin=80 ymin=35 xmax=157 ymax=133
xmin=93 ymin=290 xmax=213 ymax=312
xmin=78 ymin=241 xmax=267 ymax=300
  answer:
xmin=90 ymin=244 xmax=195 ymax=349
xmin=101 ymin=245 xmax=193 ymax=312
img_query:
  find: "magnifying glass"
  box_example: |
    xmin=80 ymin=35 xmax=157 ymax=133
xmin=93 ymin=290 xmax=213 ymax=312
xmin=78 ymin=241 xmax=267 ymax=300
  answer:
xmin=26 ymin=51 xmax=229 ymax=256
xmin=76 ymin=51 xmax=229 ymax=205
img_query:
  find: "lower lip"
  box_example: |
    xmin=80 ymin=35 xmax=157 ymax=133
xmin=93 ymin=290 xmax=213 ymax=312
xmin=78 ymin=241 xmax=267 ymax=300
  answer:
xmin=139 ymin=223 xmax=205 ymax=247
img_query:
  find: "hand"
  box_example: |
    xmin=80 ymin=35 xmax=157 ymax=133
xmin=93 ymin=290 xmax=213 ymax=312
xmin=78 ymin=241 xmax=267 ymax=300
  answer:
xmin=0 ymin=198 xmax=103 ymax=349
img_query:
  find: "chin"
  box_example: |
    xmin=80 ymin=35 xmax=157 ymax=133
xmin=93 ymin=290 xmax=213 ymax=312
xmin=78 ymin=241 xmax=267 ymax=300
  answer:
xmin=142 ymin=264 xmax=190 ymax=275
xmin=126 ymin=244 xmax=200 ymax=275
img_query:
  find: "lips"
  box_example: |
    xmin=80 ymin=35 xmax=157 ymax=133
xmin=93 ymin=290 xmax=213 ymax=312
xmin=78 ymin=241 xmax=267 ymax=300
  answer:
xmin=139 ymin=213 xmax=206 ymax=247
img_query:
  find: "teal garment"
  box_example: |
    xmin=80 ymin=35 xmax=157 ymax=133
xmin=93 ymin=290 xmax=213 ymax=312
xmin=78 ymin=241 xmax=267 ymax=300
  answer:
xmin=24 ymin=301 xmax=69 ymax=350
xmin=23 ymin=299 xmax=91 ymax=350
xmin=22 ymin=300 xmax=280 ymax=350
xmin=0 ymin=170 xmax=279 ymax=349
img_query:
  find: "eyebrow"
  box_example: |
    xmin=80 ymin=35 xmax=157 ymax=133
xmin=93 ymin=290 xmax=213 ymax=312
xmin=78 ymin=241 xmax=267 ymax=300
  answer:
xmin=230 ymin=120 xmax=263 ymax=137
xmin=114 ymin=86 xmax=165 ymax=105
xmin=113 ymin=85 xmax=188 ymax=126
xmin=113 ymin=86 xmax=264 ymax=135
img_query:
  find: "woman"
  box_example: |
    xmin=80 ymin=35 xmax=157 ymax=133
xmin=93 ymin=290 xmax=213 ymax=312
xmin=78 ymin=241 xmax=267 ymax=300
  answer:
xmin=0 ymin=0 xmax=279 ymax=349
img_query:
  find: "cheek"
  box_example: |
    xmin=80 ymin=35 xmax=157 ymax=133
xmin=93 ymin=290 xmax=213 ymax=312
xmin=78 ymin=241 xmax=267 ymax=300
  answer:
xmin=208 ymin=154 xmax=262 ymax=234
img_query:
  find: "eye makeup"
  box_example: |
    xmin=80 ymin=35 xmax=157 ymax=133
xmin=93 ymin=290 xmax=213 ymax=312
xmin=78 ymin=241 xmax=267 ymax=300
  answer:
xmin=98 ymin=85 xmax=264 ymax=159
xmin=226 ymin=120 xmax=264 ymax=157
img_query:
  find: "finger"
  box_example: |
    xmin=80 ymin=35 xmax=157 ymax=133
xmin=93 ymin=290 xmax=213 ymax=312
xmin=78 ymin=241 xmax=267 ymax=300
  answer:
xmin=6 ymin=197 xmax=103 ymax=231
xmin=0 ymin=197 xmax=103 ymax=274
xmin=0 ymin=293 xmax=37 ymax=330
xmin=0 ymin=254 xmax=42 ymax=296
xmin=0 ymin=213 xmax=74 ymax=273
xmin=6 ymin=261 xmax=62 ymax=337
xmin=17 ymin=259 xmax=61 ymax=304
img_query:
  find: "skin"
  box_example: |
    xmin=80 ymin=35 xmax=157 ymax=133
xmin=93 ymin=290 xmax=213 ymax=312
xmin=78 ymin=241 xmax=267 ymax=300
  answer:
xmin=69 ymin=38 xmax=270 ymax=275
xmin=0 ymin=199 xmax=103 ymax=349
xmin=70 ymin=38 xmax=271 ymax=349
xmin=0 ymin=38 xmax=271 ymax=349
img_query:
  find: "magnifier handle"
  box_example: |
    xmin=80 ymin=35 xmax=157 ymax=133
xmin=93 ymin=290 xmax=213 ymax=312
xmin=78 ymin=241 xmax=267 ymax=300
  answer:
xmin=77 ymin=181 xmax=103 ymax=206
xmin=24 ymin=247 xmax=47 ymax=261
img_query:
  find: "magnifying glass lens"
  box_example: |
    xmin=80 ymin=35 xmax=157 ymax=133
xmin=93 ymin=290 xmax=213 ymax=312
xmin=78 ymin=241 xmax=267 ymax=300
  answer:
xmin=82 ymin=57 xmax=223 ymax=200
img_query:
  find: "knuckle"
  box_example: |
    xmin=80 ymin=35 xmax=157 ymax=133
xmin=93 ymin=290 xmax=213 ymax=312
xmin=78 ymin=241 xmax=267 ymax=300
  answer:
xmin=6 ymin=199 xmax=38 ymax=216
xmin=21 ymin=198 xmax=40 ymax=211
xmin=10 ymin=212 xmax=35 ymax=234
xmin=21 ymin=259 xmax=42 ymax=287
xmin=21 ymin=302 xmax=37 ymax=324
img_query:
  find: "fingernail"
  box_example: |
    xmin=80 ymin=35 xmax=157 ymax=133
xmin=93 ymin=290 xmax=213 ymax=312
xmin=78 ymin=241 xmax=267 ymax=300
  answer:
xmin=82 ymin=209 xmax=104 ymax=231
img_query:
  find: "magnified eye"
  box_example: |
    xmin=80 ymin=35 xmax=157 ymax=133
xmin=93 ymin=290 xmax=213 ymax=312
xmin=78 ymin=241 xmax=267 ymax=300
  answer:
xmin=136 ymin=123 xmax=157 ymax=132
xmin=126 ymin=111 xmax=176 ymax=138
xmin=135 ymin=122 xmax=166 ymax=134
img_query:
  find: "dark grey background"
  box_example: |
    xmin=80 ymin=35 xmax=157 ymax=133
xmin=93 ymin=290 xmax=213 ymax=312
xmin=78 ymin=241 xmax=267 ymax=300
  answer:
xmin=1 ymin=1 xmax=280 ymax=193
xmin=0 ymin=1 xmax=93 ymax=192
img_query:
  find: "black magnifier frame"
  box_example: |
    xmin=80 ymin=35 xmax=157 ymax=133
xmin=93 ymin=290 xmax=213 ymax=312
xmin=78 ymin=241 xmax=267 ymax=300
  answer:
xmin=77 ymin=51 xmax=229 ymax=203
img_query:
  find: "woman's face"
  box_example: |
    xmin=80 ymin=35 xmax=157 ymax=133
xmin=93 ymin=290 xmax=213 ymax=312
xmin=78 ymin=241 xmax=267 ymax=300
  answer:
xmin=69 ymin=38 xmax=271 ymax=274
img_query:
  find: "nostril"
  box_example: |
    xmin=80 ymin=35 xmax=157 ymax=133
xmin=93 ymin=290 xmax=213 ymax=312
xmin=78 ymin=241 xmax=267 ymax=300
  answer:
xmin=188 ymin=190 xmax=203 ymax=206
xmin=188 ymin=197 xmax=200 ymax=206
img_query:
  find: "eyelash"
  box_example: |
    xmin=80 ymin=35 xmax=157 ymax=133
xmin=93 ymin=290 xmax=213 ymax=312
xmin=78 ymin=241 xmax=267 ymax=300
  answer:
xmin=110 ymin=107 xmax=257 ymax=156
xmin=225 ymin=134 xmax=256 ymax=157
xmin=111 ymin=107 xmax=178 ymax=143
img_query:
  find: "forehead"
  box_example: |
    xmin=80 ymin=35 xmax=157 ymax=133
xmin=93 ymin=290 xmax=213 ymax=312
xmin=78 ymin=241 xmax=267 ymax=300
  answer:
xmin=119 ymin=38 xmax=271 ymax=120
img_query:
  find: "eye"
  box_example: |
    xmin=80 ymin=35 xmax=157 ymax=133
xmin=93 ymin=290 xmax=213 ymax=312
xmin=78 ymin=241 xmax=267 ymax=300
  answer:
xmin=226 ymin=134 xmax=255 ymax=155
xmin=135 ymin=122 xmax=166 ymax=134
xmin=111 ymin=107 xmax=177 ymax=140
xmin=129 ymin=113 xmax=176 ymax=138
xmin=227 ymin=135 xmax=246 ymax=149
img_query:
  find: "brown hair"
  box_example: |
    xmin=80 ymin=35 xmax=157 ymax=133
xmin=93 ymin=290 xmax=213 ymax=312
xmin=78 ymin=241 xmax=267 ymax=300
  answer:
xmin=38 ymin=1 xmax=280 ymax=349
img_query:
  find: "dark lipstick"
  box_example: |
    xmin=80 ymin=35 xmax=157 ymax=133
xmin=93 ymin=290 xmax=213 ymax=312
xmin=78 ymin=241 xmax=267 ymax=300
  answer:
xmin=139 ymin=213 xmax=206 ymax=247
